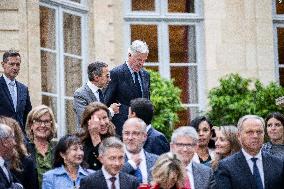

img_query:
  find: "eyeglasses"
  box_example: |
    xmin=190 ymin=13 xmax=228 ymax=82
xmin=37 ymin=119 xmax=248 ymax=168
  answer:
xmin=33 ymin=119 xmax=52 ymax=126
xmin=174 ymin=143 xmax=196 ymax=148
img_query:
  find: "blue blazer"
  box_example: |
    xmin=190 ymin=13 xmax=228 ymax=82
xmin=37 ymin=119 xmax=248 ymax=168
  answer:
xmin=215 ymin=150 xmax=284 ymax=189
xmin=121 ymin=150 xmax=158 ymax=182
xmin=144 ymin=127 xmax=170 ymax=155
xmin=104 ymin=63 xmax=150 ymax=136
xmin=80 ymin=169 xmax=139 ymax=189
xmin=0 ymin=76 xmax=32 ymax=132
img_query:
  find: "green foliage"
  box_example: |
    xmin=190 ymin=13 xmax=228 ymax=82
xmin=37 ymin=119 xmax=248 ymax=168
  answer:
xmin=148 ymin=70 xmax=183 ymax=138
xmin=207 ymin=73 xmax=284 ymax=126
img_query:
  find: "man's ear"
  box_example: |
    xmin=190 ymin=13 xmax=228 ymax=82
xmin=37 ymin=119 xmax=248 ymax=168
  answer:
xmin=98 ymin=155 xmax=103 ymax=164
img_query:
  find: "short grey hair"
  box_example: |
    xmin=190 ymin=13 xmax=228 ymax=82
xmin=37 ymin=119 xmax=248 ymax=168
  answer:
xmin=123 ymin=117 xmax=147 ymax=133
xmin=237 ymin=115 xmax=265 ymax=131
xmin=128 ymin=40 xmax=149 ymax=55
xmin=0 ymin=124 xmax=11 ymax=139
xmin=98 ymin=136 xmax=124 ymax=155
xmin=171 ymin=126 xmax=199 ymax=144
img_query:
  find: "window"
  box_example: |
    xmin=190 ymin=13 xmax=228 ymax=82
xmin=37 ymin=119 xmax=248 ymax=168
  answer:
xmin=124 ymin=0 xmax=204 ymax=126
xmin=273 ymin=0 xmax=284 ymax=85
xmin=40 ymin=1 xmax=88 ymax=137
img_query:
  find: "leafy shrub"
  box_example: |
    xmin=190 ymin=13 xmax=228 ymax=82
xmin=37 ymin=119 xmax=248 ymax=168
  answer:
xmin=207 ymin=73 xmax=284 ymax=126
xmin=149 ymin=70 xmax=183 ymax=138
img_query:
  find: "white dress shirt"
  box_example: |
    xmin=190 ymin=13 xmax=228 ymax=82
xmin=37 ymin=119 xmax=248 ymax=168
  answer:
xmin=242 ymin=148 xmax=265 ymax=188
xmin=125 ymin=149 xmax=148 ymax=183
xmin=102 ymin=166 xmax=120 ymax=189
xmin=186 ymin=161 xmax=195 ymax=189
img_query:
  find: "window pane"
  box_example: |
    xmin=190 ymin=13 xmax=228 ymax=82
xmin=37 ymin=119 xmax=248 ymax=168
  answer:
xmin=168 ymin=0 xmax=195 ymax=13
xmin=132 ymin=0 xmax=155 ymax=11
xmin=145 ymin=66 xmax=159 ymax=72
xmin=280 ymin=68 xmax=284 ymax=86
xmin=170 ymin=66 xmax=198 ymax=104
xmin=68 ymin=0 xmax=81 ymax=3
xmin=169 ymin=25 xmax=196 ymax=63
xmin=65 ymin=99 xmax=76 ymax=133
xmin=64 ymin=12 xmax=81 ymax=56
xmin=278 ymin=28 xmax=284 ymax=65
xmin=41 ymin=51 xmax=57 ymax=93
xmin=64 ymin=56 xmax=82 ymax=96
xmin=131 ymin=24 xmax=158 ymax=62
xmin=42 ymin=95 xmax=57 ymax=120
xmin=176 ymin=107 xmax=199 ymax=127
xmin=40 ymin=6 xmax=56 ymax=49
xmin=276 ymin=0 xmax=284 ymax=14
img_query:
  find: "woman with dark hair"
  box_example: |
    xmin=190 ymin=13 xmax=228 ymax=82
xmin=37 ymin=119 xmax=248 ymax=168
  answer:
xmin=42 ymin=134 xmax=92 ymax=189
xmin=79 ymin=102 xmax=115 ymax=170
xmin=211 ymin=125 xmax=241 ymax=170
xmin=262 ymin=112 xmax=284 ymax=160
xmin=25 ymin=105 xmax=57 ymax=186
xmin=190 ymin=116 xmax=215 ymax=166
xmin=0 ymin=116 xmax=39 ymax=189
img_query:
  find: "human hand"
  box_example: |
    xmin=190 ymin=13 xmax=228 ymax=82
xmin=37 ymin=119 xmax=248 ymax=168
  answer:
xmin=88 ymin=114 xmax=101 ymax=134
xmin=110 ymin=103 xmax=120 ymax=114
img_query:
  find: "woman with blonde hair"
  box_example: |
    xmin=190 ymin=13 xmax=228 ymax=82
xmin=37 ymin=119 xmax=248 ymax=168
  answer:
xmin=25 ymin=104 xmax=57 ymax=187
xmin=0 ymin=116 xmax=38 ymax=189
xmin=79 ymin=102 xmax=115 ymax=170
xmin=211 ymin=125 xmax=241 ymax=170
xmin=139 ymin=152 xmax=187 ymax=189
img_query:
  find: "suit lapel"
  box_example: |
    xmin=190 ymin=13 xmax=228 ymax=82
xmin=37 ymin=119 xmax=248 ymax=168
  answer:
xmin=0 ymin=76 xmax=15 ymax=112
xmin=262 ymin=152 xmax=270 ymax=188
xmin=122 ymin=63 xmax=139 ymax=98
xmin=98 ymin=170 xmax=109 ymax=188
xmin=140 ymin=69 xmax=149 ymax=98
xmin=192 ymin=162 xmax=202 ymax=189
xmin=238 ymin=151 xmax=256 ymax=188
xmin=119 ymin=172 xmax=128 ymax=189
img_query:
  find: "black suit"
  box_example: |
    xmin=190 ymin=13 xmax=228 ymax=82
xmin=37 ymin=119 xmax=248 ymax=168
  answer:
xmin=144 ymin=127 xmax=170 ymax=155
xmin=0 ymin=163 xmax=23 ymax=189
xmin=0 ymin=76 xmax=32 ymax=132
xmin=80 ymin=169 xmax=139 ymax=189
xmin=215 ymin=150 xmax=284 ymax=189
xmin=104 ymin=63 xmax=150 ymax=136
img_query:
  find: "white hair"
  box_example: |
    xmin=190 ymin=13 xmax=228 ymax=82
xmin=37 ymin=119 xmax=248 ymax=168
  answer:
xmin=0 ymin=124 xmax=11 ymax=139
xmin=128 ymin=40 xmax=149 ymax=55
xmin=237 ymin=115 xmax=265 ymax=131
xmin=171 ymin=126 xmax=199 ymax=144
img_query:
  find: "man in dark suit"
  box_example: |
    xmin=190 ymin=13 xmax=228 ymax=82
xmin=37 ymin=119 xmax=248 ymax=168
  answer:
xmin=0 ymin=50 xmax=32 ymax=133
xmin=73 ymin=61 xmax=120 ymax=129
xmin=0 ymin=124 xmax=23 ymax=189
xmin=121 ymin=117 xmax=158 ymax=183
xmin=215 ymin=115 xmax=284 ymax=189
xmin=80 ymin=136 xmax=139 ymax=189
xmin=171 ymin=126 xmax=214 ymax=189
xmin=104 ymin=40 xmax=150 ymax=136
xmin=129 ymin=98 xmax=169 ymax=155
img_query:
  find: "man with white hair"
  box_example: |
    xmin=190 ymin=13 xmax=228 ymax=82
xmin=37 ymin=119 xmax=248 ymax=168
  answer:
xmin=170 ymin=126 xmax=213 ymax=189
xmin=104 ymin=40 xmax=150 ymax=136
xmin=0 ymin=124 xmax=23 ymax=189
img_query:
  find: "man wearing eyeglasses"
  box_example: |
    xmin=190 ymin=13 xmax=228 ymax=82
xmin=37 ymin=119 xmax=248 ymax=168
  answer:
xmin=170 ymin=126 xmax=213 ymax=189
xmin=121 ymin=117 xmax=158 ymax=184
xmin=0 ymin=124 xmax=23 ymax=189
xmin=0 ymin=50 xmax=32 ymax=133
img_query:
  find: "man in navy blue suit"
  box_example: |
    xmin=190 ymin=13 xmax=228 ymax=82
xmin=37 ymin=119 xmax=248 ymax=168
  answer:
xmin=0 ymin=50 xmax=32 ymax=133
xmin=129 ymin=98 xmax=170 ymax=155
xmin=104 ymin=40 xmax=150 ymax=136
xmin=215 ymin=115 xmax=284 ymax=189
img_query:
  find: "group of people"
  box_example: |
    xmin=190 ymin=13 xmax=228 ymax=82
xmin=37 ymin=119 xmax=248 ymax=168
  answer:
xmin=0 ymin=40 xmax=283 ymax=189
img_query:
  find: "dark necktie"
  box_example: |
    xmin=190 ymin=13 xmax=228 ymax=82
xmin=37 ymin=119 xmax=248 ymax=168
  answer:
xmin=110 ymin=177 xmax=116 ymax=189
xmin=134 ymin=72 xmax=142 ymax=97
xmin=134 ymin=167 xmax=143 ymax=183
xmin=98 ymin=89 xmax=104 ymax=103
xmin=251 ymin=158 xmax=263 ymax=189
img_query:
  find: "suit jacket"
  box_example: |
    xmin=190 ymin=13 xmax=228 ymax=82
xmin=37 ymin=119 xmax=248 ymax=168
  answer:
xmin=0 ymin=163 xmax=23 ymax=189
xmin=73 ymin=83 xmax=99 ymax=128
xmin=104 ymin=63 xmax=150 ymax=136
xmin=121 ymin=150 xmax=158 ymax=183
xmin=191 ymin=162 xmax=213 ymax=189
xmin=80 ymin=169 xmax=139 ymax=189
xmin=144 ymin=127 xmax=170 ymax=155
xmin=215 ymin=150 xmax=284 ymax=189
xmin=0 ymin=76 xmax=32 ymax=132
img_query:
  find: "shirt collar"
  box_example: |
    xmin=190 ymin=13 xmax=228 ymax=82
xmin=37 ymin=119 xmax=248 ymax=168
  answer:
xmin=2 ymin=74 xmax=15 ymax=85
xmin=87 ymin=80 xmax=100 ymax=93
xmin=125 ymin=149 xmax=145 ymax=159
xmin=0 ymin=157 xmax=4 ymax=167
xmin=102 ymin=166 xmax=119 ymax=180
xmin=242 ymin=148 xmax=262 ymax=161
xmin=54 ymin=165 xmax=89 ymax=176
xmin=146 ymin=124 xmax=151 ymax=132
